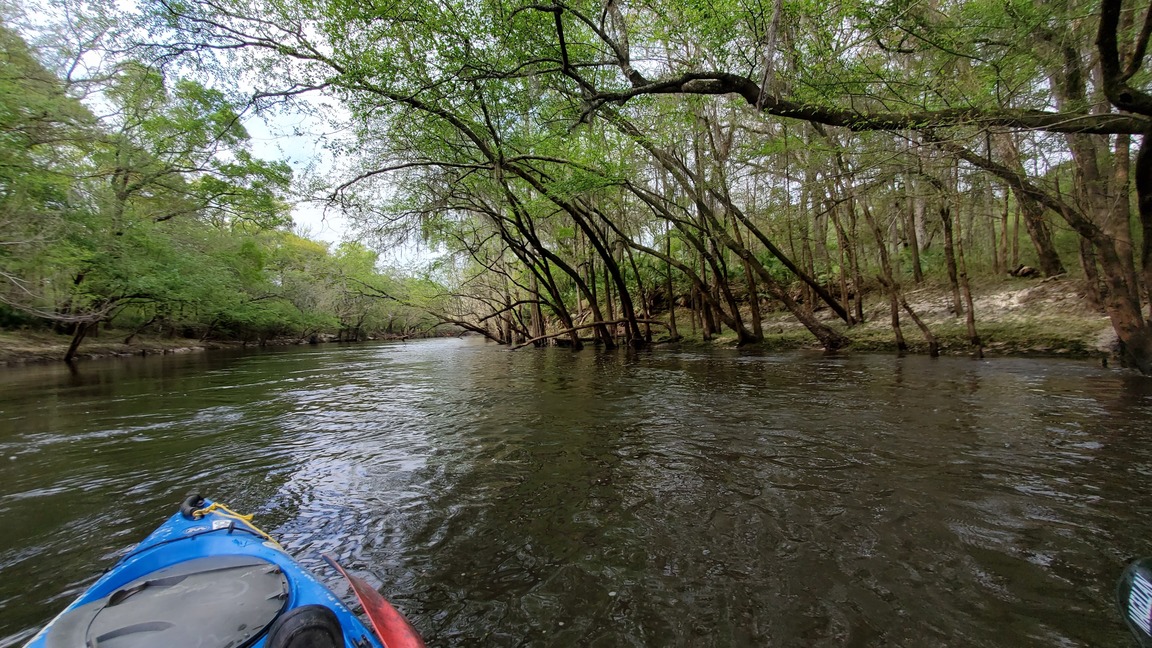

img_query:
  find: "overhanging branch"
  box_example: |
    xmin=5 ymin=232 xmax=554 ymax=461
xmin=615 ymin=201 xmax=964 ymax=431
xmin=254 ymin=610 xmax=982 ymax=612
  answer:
xmin=582 ymin=71 xmax=1149 ymax=134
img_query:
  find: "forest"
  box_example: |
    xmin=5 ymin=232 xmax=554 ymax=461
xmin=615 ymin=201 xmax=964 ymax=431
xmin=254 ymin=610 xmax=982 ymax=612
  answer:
xmin=0 ymin=23 xmax=443 ymax=359
xmin=2 ymin=0 xmax=1151 ymax=372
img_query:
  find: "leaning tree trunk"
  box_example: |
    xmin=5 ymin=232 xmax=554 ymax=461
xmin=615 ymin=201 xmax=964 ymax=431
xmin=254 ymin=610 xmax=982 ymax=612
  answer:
xmin=994 ymin=131 xmax=1066 ymax=277
xmin=935 ymin=133 xmax=1152 ymax=372
xmin=624 ymin=237 xmax=753 ymax=341
xmin=712 ymin=228 xmax=850 ymax=350
xmin=861 ymin=201 xmax=908 ymax=352
xmin=64 ymin=320 xmax=96 ymax=363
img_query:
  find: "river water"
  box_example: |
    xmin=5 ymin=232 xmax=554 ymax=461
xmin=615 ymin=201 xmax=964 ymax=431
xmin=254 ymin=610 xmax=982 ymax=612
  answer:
xmin=1 ymin=338 xmax=1151 ymax=647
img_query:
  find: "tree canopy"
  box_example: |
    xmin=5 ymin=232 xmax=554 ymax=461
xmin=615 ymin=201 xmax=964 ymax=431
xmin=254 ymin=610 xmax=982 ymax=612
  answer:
xmin=4 ymin=0 xmax=1152 ymax=370
xmin=0 ymin=20 xmax=444 ymax=357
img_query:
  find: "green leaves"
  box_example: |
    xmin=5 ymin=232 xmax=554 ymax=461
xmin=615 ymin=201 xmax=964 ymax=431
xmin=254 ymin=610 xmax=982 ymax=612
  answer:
xmin=103 ymin=0 xmax=1142 ymax=351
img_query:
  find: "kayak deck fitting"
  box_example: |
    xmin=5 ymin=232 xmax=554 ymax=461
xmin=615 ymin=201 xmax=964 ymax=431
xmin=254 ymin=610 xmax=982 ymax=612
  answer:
xmin=23 ymin=494 xmax=424 ymax=648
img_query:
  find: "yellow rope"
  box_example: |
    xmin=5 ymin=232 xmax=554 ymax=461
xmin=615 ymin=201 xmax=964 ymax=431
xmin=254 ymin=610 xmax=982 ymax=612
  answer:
xmin=192 ymin=502 xmax=282 ymax=549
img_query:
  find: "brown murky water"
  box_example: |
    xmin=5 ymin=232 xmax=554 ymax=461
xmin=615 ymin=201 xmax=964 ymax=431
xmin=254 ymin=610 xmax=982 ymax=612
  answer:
xmin=2 ymin=338 xmax=1151 ymax=646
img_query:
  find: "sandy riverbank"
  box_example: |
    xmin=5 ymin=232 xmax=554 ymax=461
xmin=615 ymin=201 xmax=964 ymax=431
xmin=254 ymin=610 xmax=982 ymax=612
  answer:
xmin=664 ymin=276 xmax=1117 ymax=362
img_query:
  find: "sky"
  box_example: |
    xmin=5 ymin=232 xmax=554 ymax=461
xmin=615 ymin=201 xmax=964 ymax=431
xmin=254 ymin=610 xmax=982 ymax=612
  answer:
xmin=244 ymin=111 xmax=350 ymax=245
xmin=14 ymin=4 xmax=355 ymax=244
xmin=244 ymin=108 xmax=444 ymax=270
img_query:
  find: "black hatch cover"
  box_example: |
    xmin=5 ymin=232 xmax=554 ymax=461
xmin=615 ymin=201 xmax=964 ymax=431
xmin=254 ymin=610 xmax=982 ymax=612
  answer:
xmin=45 ymin=554 xmax=289 ymax=648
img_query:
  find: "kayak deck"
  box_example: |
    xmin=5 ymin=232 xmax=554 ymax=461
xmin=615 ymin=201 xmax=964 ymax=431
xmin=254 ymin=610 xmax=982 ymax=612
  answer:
xmin=24 ymin=497 xmax=384 ymax=648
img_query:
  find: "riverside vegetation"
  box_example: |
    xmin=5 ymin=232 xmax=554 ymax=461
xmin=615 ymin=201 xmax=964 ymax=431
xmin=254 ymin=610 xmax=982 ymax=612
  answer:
xmin=0 ymin=24 xmax=446 ymax=360
xmin=1 ymin=0 xmax=1150 ymax=370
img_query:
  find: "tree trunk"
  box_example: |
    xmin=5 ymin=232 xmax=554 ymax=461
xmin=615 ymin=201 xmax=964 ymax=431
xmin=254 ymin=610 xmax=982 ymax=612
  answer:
xmin=702 ymin=233 xmax=757 ymax=344
xmin=905 ymin=189 xmax=925 ymax=283
xmin=952 ymin=195 xmax=983 ymax=357
xmin=988 ymin=182 xmax=1002 ymax=275
xmin=1138 ymin=131 xmax=1152 ymax=319
xmin=64 ymin=321 xmax=95 ymax=363
xmin=861 ymin=201 xmax=907 ymax=352
xmin=1079 ymin=237 xmax=1105 ymax=312
xmin=888 ymin=289 xmax=907 ymax=351
xmin=529 ymin=274 xmax=546 ymax=343
xmin=627 ymin=237 xmax=754 ymax=343
xmin=622 ymin=240 xmax=653 ymax=343
xmin=937 ymin=131 xmax=1151 ymax=373
xmin=699 ymin=260 xmax=715 ymax=340
xmin=851 ymin=203 xmax=866 ymax=323
xmin=1107 ymin=134 xmax=1140 ymax=306
xmin=994 ymin=133 xmax=1066 ymax=276
xmin=732 ymin=223 xmax=763 ymax=339
xmin=665 ymin=227 xmax=680 ymax=341
xmin=941 ymin=205 xmax=963 ymax=316
xmin=725 ymin=196 xmax=850 ymax=322
xmin=899 ymin=291 xmax=940 ymax=357
xmin=1092 ymin=230 xmax=1152 ymax=372
xmin=711 ymin=228 xmax=849 ymax=349
xmin=829 ymin=202 xmax=856 ymax=326
xmin=1011 ymin=198 xmax=1021 ymax=268
xmin=998 ymin=191 xmax=1011 ymax=276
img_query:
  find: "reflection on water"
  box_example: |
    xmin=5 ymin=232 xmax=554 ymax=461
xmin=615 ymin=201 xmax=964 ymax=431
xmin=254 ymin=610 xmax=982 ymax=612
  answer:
xmin=2 ymin=339 xmax=1152 ymax=646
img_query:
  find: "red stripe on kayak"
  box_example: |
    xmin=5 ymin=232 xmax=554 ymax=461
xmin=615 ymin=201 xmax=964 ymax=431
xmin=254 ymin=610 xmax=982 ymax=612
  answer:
xmin=322 ymin=554 xmax=426 ymax=648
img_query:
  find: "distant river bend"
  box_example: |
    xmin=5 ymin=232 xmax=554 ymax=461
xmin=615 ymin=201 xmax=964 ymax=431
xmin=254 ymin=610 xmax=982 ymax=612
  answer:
xmin=1 ymin=338 xmax=1151 ymax=646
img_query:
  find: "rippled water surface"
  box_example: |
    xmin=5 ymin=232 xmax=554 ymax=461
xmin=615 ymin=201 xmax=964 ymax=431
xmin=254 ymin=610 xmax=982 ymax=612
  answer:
xmin=2 ymin=339 xmax=1152 ymax=646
